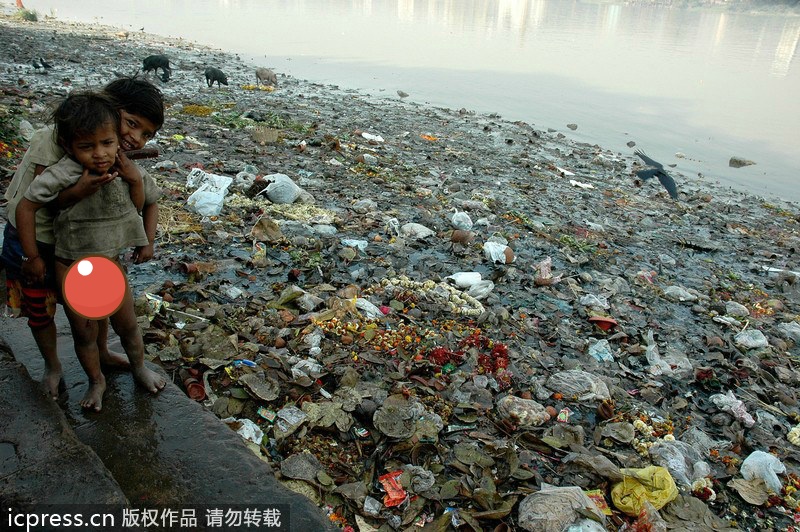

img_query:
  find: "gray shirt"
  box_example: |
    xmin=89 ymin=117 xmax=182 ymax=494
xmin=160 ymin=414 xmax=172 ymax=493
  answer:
xmin=24 ymin=156 xmax=160 ymax=260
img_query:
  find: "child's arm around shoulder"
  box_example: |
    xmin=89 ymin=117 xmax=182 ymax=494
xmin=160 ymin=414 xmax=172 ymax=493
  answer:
xmin=16 ymin=164 xmax=65 ymax=284
xmin=115 ymin=150 xmax=145 ymax=211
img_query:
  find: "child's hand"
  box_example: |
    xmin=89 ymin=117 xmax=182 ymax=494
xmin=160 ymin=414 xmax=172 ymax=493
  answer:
xmin=73 ymin=167 xmax=117 ymax=199
xmin=132 ymin=244 xmax=154 ymax=264
xmin=21 ymin=256 xmax=46 ymax=286
xmin=114 ymin=150 xmax=143 ymax=186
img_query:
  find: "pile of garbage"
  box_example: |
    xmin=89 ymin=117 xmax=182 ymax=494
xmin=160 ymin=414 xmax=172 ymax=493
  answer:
xmin=2 ymin=10 xmax=800 ymax=531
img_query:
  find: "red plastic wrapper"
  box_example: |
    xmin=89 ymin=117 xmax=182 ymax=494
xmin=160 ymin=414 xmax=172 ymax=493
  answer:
xmin=379 ymin=470 xmax=407 ymax=507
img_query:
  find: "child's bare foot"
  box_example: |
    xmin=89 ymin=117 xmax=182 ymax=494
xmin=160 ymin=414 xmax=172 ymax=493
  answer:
xmin=132 ymin=366 xmax=166 ymax=394
xmin=80 ymin=376 xmax=106 ymax=412
xmin=41 ymin=369 xmax=65 ymax=400
xmin=99 ymin=349 xmax=131 ymax=371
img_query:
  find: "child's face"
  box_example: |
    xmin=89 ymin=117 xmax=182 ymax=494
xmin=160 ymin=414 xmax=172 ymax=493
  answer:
xmin=68 ymin=121 xmax=119 ymax=174
xmin=119 ymin=110 xmax=157 ymax=151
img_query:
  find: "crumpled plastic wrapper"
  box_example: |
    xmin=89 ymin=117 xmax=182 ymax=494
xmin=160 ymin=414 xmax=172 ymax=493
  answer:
xmin=611 ymin=466 xmax=678 ymax=516
xmin=518 ymin=484 xmax=605 ymax=532
xmin=497 ymin=395 xmax=550 ymax=428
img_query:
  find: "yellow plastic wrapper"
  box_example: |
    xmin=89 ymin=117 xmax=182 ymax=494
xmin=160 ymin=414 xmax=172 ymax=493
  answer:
xmin=611 ymin=466 xmax=678 ymax=516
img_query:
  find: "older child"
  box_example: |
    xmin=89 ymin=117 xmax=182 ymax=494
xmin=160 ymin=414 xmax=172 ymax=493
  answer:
xmin=2 ymin=76 xmax=163 ymax=399
xmin=15 ymin=92 xmax=165 ymax=411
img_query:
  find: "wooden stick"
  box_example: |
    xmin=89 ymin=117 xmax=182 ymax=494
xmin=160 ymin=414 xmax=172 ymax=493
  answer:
xmin=123 ymin=148 xmax=159 ymax=160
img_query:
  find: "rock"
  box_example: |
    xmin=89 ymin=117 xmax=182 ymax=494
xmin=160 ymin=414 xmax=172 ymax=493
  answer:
xmin=734 ymin=329 xmax=769 ymax=349
xmin=729 ymin=156 xmax=755 ymax=168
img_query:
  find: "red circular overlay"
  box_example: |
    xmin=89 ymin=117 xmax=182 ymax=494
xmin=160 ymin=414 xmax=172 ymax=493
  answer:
xmin=63 ymin=256 xmax=127 ymax=319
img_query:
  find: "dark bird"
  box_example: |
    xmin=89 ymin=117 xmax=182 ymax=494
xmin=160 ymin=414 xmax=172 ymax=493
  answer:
xmin=39 ymin=57 xmax=52 ymax=69
xmin=31 ymin=59 xmax=41 ymax=69
xmin=634 ymin=149 xmax=678 ymax=199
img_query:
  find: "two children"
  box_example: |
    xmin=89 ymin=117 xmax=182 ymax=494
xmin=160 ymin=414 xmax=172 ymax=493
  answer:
xmin=3 ymin=78 xmax=166 ymax=411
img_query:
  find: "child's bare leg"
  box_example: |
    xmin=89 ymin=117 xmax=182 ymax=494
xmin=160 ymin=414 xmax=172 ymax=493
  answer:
xmin=30 ymin=321 xmax=62 ymax=399
xmin=110 ymin=284 xmax=165 ymax=393
xmin=55 ymin=262 xmax=105 ymax=411
xmin=65 ymin=311 xmax=105 ymax=411
xmin=97 ymin=317 xmax=129 ymax=370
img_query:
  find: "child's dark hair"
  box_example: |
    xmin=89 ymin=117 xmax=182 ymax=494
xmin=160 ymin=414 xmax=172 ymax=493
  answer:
xmin=52 ymin=91 xmax=120 ymax=150
xmin=104 ymin=76 xmax=165 ymax=130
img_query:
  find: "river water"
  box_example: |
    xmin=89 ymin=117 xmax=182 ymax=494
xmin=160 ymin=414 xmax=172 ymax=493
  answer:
xmin=19 ymin=0 xmax=800 ymax=202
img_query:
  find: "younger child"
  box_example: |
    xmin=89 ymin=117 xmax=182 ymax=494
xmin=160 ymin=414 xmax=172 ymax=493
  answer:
xmin=16 ymin=91 xmax=165 ymax=411
xmin=2 ymin=76 xmax=163 ymax=399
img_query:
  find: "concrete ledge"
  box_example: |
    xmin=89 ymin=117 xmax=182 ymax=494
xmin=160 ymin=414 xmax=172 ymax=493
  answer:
xmin=0 ymin=340 xmax=128 ymax=508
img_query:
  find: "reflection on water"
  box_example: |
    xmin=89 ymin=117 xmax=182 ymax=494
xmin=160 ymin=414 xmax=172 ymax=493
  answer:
xmin=21 ymin=0 xmax=800 ymax=201
xmin=774 ymin=19 xmax=800 ymax=77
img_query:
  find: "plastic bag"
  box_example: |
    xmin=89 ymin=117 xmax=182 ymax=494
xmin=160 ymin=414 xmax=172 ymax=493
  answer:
xmin=221 ymin=417 xmax=264 ymax=444
xmin=649 ymin=440 xmax=710 ymax=487
xmin=629 ymin=502 xmax=667 ymax=532
xmin=518 ymin=485 xmax=605 ymax=532
xmin=185 ymin=168 xmax=233 ymax=216
xmin=186 ymin=167 xmax=233 ymax=190
xmin=611 ymin=466 xmax=678 ymax=516
xmin=262 ymin=173 xmax=302 ymax=204
xmin=467 ymin=280 xmax=494 ymax=300
xmin=710 ymin=390 xmax=755 ymax=427
xmin=546 ymin=370 xmax=611 ymax=402
xmin=450 ymin=210 xmax=473 ymax=230
xmin=186 ymin=184 xmax=227 ymax=216
xmin=588 ymin=339 xmax=614 ymax=363
xmin=497 ymin=395 xmax=550 ymax=428
xmin=356 ymin=298 xmax=385 ymax=319
xmin=483 ymin=241 xmax=513 ymax=264
xmin=400 ymin=222 xmax=434 ymax=239
xmin=446 ymin=272 xmax=482 ymax=288
xmin=740 ymin=450 xmax=786 ymax=493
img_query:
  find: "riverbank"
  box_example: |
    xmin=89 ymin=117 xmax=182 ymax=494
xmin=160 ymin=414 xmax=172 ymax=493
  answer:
xmin=1 ymin=6 xmax=800 ymax=532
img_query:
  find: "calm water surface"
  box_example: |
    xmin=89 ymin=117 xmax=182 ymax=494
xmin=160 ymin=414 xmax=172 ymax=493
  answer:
xmin=22 ymin=0 xmax=800 ymax=202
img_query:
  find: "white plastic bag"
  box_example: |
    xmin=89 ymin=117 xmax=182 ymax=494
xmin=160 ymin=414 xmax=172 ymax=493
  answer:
xmin=221 ymin=417 xmax=264 ymax=445
xmin=446 ymin=272 xmax=482 ymax=288
xmin=740 ymin=450 xmax=786 ymax=493
xmin=185 ymin=168 xmax=233 ymax=216
xmin=710 ymin=390 xmax=755 ymax=427
xmin=262 ymin=173 xmax=302 ymax=204
xmin=186 ymin=184 xmax=226 ymax=216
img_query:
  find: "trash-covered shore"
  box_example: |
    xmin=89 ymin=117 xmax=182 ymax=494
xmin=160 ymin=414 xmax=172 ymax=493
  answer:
xmin=2 ymin=8 xmax=800 ymax=532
